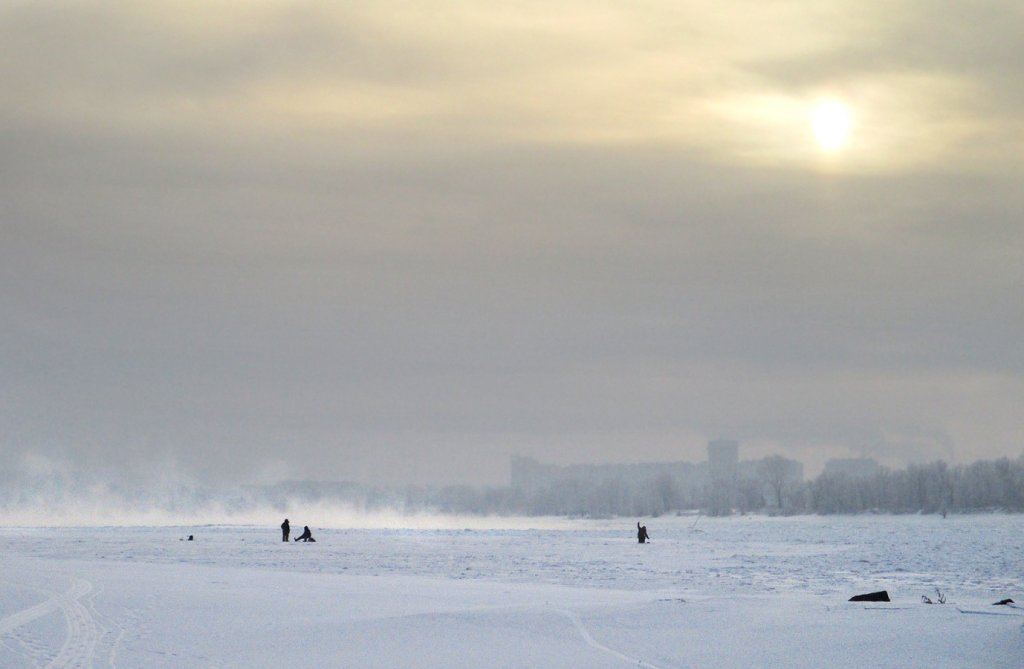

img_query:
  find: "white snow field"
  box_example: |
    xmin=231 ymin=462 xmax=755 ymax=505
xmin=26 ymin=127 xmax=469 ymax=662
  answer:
xmin=1 ymin=514 xmax=1021 ymax=668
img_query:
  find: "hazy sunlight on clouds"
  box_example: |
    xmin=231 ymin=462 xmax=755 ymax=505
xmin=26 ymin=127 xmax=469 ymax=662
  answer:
xmin=1 ymin=0 xmax=1021 ymax=484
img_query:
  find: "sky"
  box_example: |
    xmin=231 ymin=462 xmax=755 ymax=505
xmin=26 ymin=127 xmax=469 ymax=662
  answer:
xmin=2 ymin=0 xmax=1022 ymax=486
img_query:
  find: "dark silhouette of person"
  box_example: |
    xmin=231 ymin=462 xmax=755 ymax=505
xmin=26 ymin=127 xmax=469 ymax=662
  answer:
xmin=637 ymin=522 xmax=649 ymax=544
xmin=281 ymin=519 xmax=290 ymax=542
xmin=295 ymin=526 xmax=313 ymax=542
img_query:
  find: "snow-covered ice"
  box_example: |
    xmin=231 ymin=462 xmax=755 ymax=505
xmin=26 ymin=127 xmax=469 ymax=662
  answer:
xmin=1 ymin=514 xmax=1021 ymax=667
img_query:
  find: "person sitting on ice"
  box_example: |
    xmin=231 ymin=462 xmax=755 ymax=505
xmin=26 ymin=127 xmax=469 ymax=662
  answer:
xmin=294 ymin=525 xmax=315 ymax=542
xmin=637 ymin=522 xmax=650 ymax=544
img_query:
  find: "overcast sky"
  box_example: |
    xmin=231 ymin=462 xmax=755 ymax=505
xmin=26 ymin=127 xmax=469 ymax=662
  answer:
xmin=2 ymin=0 xmax=1021 ymax=486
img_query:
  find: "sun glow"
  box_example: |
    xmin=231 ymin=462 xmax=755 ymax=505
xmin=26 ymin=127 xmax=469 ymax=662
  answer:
xmin=812 ymin=100 xmax=850 ymax=151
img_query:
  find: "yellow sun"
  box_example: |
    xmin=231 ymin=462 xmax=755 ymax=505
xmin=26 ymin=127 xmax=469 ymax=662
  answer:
xmin=812 ymin=100 xmax=850 ymax=151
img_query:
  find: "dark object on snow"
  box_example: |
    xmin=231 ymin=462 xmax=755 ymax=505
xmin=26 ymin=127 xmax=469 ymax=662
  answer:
xmin=281 ymin=519 xmax=290 ymax=542
xmin=849 ymin=591 xmax=890 ymax=602
xmin=295 ymin=526 xmax=313 ymax=542
xmin=922 ymin=589 xmax=945 ymax=605
xmin=637 ymin=522 xmax=650 ymax=544
xmin=993 ymin=598 xmax=1014 ymax=606
xmin=187 ymin=535 xmax=194 ymax=541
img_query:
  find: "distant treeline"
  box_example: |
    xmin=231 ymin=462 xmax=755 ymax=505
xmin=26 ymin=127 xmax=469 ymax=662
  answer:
xmin=438 ymin=456 xmax=1023 ymax=516
xmin=805 ymin=458 xmax=1024 ymax=515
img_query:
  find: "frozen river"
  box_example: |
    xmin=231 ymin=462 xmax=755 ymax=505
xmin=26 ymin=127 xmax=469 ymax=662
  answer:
xmin=2 ymin=514 xmax=1021 ymax=667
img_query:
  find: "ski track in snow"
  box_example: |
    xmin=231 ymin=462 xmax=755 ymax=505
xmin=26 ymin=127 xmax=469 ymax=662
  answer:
xmin=556 ymin=608 xmax=668 ymax=669
xmin=46 ymin=578 xmax=99 ymax=668
xmin=0 ymin=575 xmax=121 ymax=669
